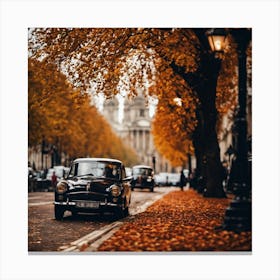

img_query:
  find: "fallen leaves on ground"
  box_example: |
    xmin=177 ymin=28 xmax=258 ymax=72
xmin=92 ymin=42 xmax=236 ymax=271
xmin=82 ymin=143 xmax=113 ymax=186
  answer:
xmin=98 ymin=189 xmax=251 ymax=252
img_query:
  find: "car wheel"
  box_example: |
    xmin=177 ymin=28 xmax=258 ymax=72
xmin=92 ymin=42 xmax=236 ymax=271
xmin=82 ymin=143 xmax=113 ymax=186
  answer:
xmin=71 ymin=210 xmax=78 ymax=218
xmin=54 ymin=205 xmax=64 ymax=220
xmin=114 ymin=207 xmax=125 ymax=219
xmin=123 ymin=207 xmax=129 ymax=217
xmin=115 ymin=200 xmax=128 ymax=219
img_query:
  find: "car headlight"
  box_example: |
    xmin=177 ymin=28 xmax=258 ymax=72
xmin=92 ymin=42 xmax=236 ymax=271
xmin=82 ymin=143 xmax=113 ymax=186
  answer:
xmin=110 ymin=185 xmax=121 ymax=197
xmin=56 ymin=181 xmax=68 ymax=194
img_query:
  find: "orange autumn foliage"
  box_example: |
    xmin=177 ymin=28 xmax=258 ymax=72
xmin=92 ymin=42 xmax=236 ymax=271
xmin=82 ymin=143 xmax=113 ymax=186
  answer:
xmin=28 ymin=57 xmax=138 ymax=166
xmin=28 ymin=28 xmax=246 ymax=167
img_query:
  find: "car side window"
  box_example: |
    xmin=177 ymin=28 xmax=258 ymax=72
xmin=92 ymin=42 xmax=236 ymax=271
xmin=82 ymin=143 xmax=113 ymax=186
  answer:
xmin=69 ymin=163 xmax=78 ymax=177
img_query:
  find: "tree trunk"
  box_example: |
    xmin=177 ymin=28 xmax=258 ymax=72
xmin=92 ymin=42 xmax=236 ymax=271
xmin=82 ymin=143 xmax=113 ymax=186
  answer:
xmin=170 ymin=53 xmax=226 ymax=198
xmin=197 ymin=56 xmax=226 ymax=198
xmin=188 ymin=55 xmax=226 ymax=198
xmin=202 ymin=100 xmax=226 ymax=198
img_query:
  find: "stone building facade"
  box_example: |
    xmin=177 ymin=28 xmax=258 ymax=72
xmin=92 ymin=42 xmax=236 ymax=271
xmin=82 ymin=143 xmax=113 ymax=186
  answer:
xmin=102 ymin=94 xmax=173 ymax=172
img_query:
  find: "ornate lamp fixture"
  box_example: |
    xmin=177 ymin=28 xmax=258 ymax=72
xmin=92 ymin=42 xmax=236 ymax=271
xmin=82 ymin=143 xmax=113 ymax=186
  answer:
xmin=206 ymin=28 xmax=228 ymax=53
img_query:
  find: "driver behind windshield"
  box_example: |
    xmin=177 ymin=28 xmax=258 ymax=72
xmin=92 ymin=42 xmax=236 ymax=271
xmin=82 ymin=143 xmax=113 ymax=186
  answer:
xmin=104 ymin=164 xmax=119 ymax=179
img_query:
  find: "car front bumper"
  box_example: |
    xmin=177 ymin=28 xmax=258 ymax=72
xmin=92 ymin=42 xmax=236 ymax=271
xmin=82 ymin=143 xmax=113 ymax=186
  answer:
xmin=132 ymin=181 xmax=154 ymax=188
xmin=54 ymin=199 xmax=121 ymax=212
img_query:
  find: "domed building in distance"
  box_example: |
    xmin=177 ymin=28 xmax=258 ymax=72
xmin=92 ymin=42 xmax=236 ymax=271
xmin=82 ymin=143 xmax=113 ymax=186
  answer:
xmin=102 ymin=92 xmax=173 ymax=173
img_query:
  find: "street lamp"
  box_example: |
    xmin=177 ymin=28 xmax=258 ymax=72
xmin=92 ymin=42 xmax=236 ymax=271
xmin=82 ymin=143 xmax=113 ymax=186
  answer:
xmin=222 ymin=29 xmax=252 ymax=231
xmin=206 ymin=28 xmax=228 ymax=55
xmin=206 ymin=28 xmax=251 ymax=231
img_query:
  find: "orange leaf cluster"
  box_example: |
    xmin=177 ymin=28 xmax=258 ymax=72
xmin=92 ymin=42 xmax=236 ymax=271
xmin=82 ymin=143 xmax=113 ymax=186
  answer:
xmin=150 ymin=71 xmax=198 ymax=166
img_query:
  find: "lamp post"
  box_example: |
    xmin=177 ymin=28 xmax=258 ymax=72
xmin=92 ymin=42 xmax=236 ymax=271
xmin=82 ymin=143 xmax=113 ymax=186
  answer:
xmin=223 ymin=28 xmax=252 ymax=231
xmin=206 ymin=28 xmax=252 ymax=231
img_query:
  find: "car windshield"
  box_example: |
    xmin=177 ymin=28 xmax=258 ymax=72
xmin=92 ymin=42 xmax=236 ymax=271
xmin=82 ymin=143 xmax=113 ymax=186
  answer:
xmin=133 ymin=168 xmax=152 ymax=176
xmin=68 ymin=161 xmax=121 ymax=180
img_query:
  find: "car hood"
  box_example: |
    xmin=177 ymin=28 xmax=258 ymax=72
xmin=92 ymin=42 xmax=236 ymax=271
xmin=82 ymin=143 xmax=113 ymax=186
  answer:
xmin=67 ymin=177 xmax=118 ymax=191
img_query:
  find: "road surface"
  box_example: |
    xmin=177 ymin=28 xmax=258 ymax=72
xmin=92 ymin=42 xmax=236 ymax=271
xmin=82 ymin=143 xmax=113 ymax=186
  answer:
xmin=28 ymin=187 xmax=176 ymax=252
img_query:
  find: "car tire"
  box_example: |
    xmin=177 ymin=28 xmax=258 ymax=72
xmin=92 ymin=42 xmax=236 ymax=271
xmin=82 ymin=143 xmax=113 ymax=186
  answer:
xmin=71 ymin=210 xmax=78 ymax=218
xmin=54 ymin=205 xmax=64 ymax=220
xmin=115 ymin=200 xmax=129 ymax=219
xmin=123 ymin=206 xmax=129 ymax=217
xmin=114 ymin=207 xmax=125 ymax=219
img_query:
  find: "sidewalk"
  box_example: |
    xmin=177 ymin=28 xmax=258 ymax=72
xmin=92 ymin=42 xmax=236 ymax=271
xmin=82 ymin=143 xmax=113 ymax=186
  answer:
xmin=96 ymin=188 xmax=251 ymax=252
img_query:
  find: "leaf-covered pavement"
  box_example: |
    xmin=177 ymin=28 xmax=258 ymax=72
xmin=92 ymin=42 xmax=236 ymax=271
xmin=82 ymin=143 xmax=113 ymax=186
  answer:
xmin=98 ymin=189 xmax=251 ymax=252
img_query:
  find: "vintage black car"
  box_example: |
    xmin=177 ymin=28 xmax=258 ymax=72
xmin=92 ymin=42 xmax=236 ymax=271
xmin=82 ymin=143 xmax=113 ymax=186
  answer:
xmin=54 ymin=158 xmax=131 ymax=220
xmin=131 ymin=165 xmax=155 ymax=192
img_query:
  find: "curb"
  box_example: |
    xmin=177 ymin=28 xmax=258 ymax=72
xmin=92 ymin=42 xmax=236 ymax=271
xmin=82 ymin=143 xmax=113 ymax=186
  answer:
xmin=61 ymin=221 xmax=123 ymax=252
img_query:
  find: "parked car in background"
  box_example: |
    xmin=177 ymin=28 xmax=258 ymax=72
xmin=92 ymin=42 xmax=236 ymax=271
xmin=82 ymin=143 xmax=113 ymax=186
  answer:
xmin=183 ymin=169 xmax=189 ymax=180
xmin=131 ymin=165 xmax=155 ymax=192
xmin=54 ymin=158 xmax=131 ymax=220
xmin=167 ymin=173 xmax=181 ymax=186
xmin=46 ymin=168 xmax=55 ymax=182
xmin=47 ymin=166 xmax=66 ymax=180
xmin=154 ymin=172 xmax=169 ymax=186
xmin=28 ymin=167 xmax=37 ymax=192
xmin=155 ymin=171 xmax=188 ymax=187
xmin=34 ymin=170 xmax=49 ymax=191
xmin=46 ymin=165 xmax=69 ymax=191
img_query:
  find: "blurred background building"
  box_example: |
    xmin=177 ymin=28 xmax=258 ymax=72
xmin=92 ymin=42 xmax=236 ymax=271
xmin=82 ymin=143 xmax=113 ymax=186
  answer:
xmin=103 ymin=92 xmax=174 ymax=172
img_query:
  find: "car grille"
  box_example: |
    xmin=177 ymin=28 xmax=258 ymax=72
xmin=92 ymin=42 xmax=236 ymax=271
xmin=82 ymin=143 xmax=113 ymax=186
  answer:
xmin=91 ymin=182 xmax=109 ymax=193
xmin=67 ymin=191 xmax=108 ymax=202
xmin=73 ymin=183 xmax=108 ymax=193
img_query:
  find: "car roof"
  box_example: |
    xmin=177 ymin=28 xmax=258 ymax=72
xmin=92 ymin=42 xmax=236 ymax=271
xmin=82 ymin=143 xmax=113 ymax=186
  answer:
xmin=73 ymin=158 xmax=122 ymax=164
xmin=132 ymin=165 xmax=153 ymax=169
